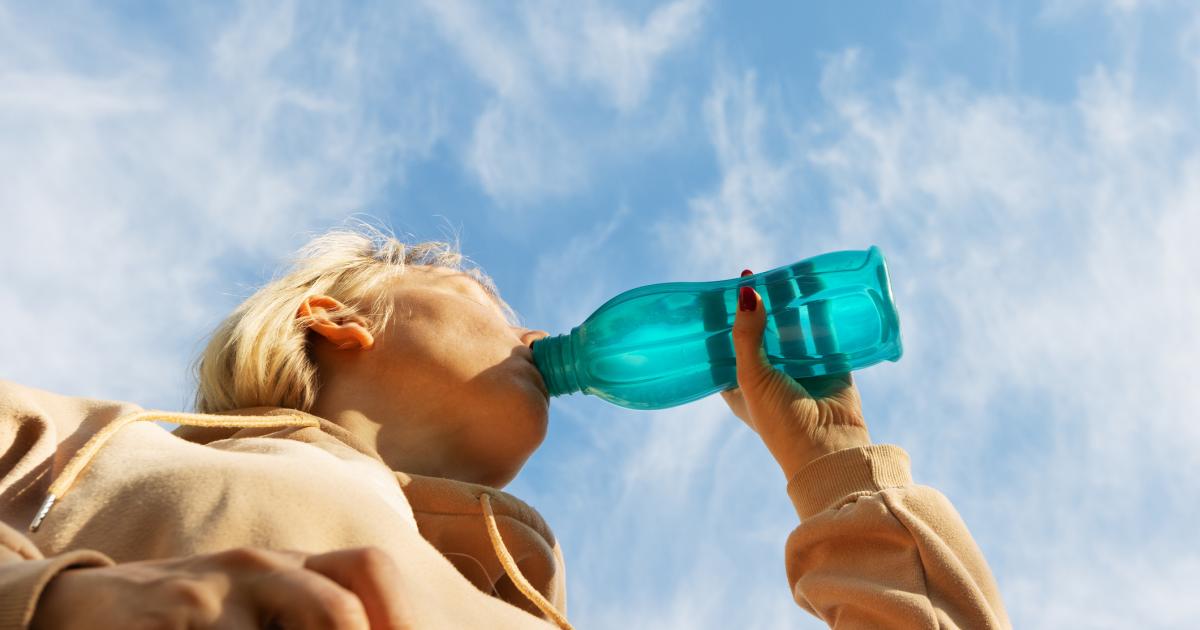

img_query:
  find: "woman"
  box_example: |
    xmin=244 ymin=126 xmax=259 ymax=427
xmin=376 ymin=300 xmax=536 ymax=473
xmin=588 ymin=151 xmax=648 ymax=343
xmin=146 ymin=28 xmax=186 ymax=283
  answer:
xmin=0 ymin=226 xmax=1009 ymax=628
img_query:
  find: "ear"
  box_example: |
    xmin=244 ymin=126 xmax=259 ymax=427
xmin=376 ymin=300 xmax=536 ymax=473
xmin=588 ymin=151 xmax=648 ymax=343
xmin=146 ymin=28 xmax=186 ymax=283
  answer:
xmin=297 ymin=295 xmax=375 ymax=351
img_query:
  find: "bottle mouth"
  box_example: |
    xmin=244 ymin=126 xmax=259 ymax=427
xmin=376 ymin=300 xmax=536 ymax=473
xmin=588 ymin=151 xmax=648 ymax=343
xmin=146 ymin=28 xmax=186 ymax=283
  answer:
xmin=531 ymin=332 xmax=582 ymax=397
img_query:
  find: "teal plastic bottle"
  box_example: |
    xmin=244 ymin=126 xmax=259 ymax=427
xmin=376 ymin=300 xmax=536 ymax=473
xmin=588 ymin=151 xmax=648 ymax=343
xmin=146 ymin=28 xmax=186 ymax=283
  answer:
xmin=531 ymin=246 xmax=903 ymax=410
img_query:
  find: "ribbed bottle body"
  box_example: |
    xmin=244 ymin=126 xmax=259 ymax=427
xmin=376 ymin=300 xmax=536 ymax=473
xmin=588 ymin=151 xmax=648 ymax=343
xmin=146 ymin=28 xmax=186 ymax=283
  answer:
xmin=533 ymin=246 xmax=902 ymax=410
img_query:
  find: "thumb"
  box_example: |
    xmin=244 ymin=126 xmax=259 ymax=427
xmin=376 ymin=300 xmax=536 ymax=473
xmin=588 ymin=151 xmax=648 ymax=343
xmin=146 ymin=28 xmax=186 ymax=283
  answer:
xmin=731 ymin=269 xmax=784 ymax=396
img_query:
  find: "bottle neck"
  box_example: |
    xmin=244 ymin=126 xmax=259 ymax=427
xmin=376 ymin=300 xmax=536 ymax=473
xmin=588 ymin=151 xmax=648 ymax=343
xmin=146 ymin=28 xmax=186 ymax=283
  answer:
xmin=531 ymin=332 xmax=582 ymax=397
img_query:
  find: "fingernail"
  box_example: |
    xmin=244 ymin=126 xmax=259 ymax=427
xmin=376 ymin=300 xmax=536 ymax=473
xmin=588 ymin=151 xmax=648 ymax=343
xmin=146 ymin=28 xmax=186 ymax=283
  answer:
xmin=740 ymin=269 xmax=753 ymax=277
xmin=739 ymin=286 xmax=757 ymax=312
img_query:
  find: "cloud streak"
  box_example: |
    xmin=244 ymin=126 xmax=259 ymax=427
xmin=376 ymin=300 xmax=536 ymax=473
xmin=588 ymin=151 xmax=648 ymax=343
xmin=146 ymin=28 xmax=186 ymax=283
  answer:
xmin=422 ymin=0 xmax=702 ymax=206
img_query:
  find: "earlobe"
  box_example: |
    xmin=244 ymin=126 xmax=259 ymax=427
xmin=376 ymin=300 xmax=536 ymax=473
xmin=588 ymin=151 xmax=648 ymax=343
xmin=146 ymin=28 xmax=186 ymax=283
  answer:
xmin=297 ymin=295 xmax=375 ymax=351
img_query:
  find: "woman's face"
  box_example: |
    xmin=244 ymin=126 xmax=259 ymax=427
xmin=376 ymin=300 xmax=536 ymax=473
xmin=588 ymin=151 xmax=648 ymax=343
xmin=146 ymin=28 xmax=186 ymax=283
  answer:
xmin=309 ymin=265 xmax=551 ymax=487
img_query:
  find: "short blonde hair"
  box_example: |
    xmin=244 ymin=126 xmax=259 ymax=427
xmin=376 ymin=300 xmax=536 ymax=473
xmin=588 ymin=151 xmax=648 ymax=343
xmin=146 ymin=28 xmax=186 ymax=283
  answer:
xmin=193 ymin=224 xmax=516 ymax=414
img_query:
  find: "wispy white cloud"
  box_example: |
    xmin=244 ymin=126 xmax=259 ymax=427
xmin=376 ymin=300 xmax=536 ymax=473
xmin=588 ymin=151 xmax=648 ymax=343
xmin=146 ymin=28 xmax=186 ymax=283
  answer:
xmin=422 ymin=0 xmax=703 ymax=206
xmin=417 ymin=0 xmax=534 ymax=101
xmin=466 ymin=101 xmax=586 ymax=206
xmin=0 ymin=2 xmax=442 ymax=408
xmin=530 ymin=205 xmax=629 ymax=331
xmin=655 ymin=69 xmax=799 ymax=279
xmin=1179 ymin=11 xmax=1200 ymax=106
xmin=1039 ymin=0 xmax=1162 ymax=22
xmin=0 ymin=72 xmax=161 ymax=115
xmin=524 ymin=0 xmax=704 ymax=111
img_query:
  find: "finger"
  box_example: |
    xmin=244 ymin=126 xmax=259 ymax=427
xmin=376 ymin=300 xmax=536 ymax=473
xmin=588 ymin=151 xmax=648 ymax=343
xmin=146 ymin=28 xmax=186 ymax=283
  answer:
xmin=304 ymin=547 xmax=408 ymax=630
xmin=731 ymin=270 xmax=807 ymax=400
xmin=203 ymin=546 xmax=308 ymax=573
xmin=248 ymin=567 xmax=370 ymax=630
xmin=719 ymin=387 xmax=742 ymax=409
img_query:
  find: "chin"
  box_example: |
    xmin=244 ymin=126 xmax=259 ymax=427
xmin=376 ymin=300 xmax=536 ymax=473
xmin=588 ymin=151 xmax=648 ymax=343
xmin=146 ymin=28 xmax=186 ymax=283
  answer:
xmin=483 ymin=468 xmax=520 ymax=489
xmin=508 ymin=379 xmax=551 ymax=447
xmin=469 ymin=388 xmax=549 ymax=488
xmin=509 ymin=397 xmax=549 ymax=460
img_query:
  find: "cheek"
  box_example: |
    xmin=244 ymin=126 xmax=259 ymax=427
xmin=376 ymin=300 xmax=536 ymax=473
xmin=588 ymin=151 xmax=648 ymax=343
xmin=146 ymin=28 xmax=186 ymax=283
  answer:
xmin=437 ymin=307 xmax=514 ymax=365
xmin=385 ymin=300 xmax=547 ymax=456
xmin=466 ymin=367 xmax=550 ymax=458
xmin=385 ymin=310 xmax=511 ymax=382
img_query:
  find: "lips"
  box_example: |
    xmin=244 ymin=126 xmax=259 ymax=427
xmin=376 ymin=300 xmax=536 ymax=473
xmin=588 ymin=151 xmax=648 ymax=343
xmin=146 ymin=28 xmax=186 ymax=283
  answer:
xmin=527 ymin=360 xmax=550 ymax=400
xmin=511 ymin=345 xmax=549 ymax=400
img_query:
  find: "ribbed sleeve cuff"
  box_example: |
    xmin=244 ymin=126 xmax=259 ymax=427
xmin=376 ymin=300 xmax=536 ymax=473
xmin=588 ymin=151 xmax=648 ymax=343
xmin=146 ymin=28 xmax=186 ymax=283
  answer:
xmin=785 ymin=444 xmax=913 ymax=521
xmin=0 ymin=550 xmax=114 ymax=630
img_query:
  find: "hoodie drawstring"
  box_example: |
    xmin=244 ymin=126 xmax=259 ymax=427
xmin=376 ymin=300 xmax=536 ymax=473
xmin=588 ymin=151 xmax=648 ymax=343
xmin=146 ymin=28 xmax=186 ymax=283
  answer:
xmin=29 ymin=410 xmax=320 ymax=533
xmin=480 ymin=493 xmax=573 ymax=630
xmin=28 ymin=409 xmax=573 ymax=629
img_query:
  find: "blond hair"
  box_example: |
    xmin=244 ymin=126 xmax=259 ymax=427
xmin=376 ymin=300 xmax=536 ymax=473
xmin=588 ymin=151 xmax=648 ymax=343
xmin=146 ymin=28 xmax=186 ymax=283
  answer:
xmin=193 ymin=224 xmax=516 ymax=413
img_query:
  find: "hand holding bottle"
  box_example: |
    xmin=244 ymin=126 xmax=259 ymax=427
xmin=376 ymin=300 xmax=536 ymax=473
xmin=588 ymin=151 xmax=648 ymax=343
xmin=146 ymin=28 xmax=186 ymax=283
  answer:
xmin=720 ymin=270 xmax=872 ymax=482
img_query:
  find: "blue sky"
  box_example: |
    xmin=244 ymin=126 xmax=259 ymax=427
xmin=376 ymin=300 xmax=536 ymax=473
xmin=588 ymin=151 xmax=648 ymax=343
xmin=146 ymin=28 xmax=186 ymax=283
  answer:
xmin=3 ymin=1 xmax=1198 ymax=628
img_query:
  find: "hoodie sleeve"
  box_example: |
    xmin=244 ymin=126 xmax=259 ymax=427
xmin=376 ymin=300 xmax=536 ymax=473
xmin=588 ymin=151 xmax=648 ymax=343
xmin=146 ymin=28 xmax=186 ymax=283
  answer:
xmin=783 ymin=445 xmax=1011 ymax=629
xmin=0 ymin=381 xmax=118 ymax=629
xmin=0 ymin=521 xmax=113 ymax=629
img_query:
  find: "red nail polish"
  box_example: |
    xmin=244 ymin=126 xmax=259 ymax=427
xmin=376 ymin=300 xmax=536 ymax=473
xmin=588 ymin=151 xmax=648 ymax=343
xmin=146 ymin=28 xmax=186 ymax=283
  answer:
xmin=740 ymin=269 xmax=753 ymax=277
xmin=739 ymin=286 xmax=756 ymax=312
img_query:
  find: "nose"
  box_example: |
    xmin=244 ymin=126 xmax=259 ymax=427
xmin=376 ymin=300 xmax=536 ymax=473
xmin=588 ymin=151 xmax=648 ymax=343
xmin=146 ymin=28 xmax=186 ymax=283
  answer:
xmin=517 ymin=327 xmax=551 ymax=348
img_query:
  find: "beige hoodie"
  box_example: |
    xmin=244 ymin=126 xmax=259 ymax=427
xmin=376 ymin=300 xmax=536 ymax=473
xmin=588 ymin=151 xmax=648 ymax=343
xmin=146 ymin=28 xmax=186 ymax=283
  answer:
xmin=0 ymin=379 xmax=1009 ymax=629
xmin=0 ymin=380 xmax=566 ymax=628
